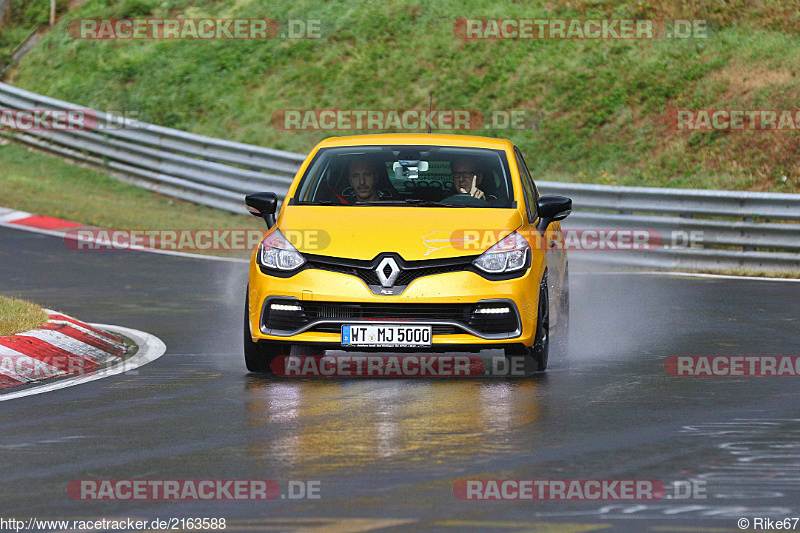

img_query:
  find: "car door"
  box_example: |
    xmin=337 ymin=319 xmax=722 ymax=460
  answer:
xmin=513 ymin=147 xmax=566 ymax=325
xmin=512 ymin=147 xmax=542 ymax=273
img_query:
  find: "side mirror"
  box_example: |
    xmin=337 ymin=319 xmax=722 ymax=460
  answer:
xmin=536 ymin=195 xmax=572 ymax=234
xmin=245 ymin=192 xmax=278 ymax=228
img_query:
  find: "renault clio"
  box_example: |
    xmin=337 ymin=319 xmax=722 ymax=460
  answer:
xmin=244 ymin=134 xmax=571 ymax=374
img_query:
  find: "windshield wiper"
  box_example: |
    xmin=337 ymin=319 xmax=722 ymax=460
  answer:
xmin=354 ymin=200 xmax=409 ymax=206
xmin=401 ymin=199 xmax=467 ymax=207
xmin=298 ymin=200 xmax=335 ymax=205
xmin=306 ymin=199 xmax=466 ymax=207
xmin=353 ymin=199 xmax=466 ymax=207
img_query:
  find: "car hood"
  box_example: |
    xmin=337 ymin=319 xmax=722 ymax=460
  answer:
xmin=277 ymin=206 xmax=524 ymax=261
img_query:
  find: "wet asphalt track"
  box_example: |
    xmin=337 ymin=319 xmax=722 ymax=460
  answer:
xmin=1 ymin=225 xmax=799 ymax=532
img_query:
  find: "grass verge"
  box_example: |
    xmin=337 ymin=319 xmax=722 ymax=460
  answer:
xmin=0 ymin=295 xmax=48 ymax=336
xmin=675 ymin=268 xmax=800 ymax=279
xmin=0 ymin=139 xmax=265 ymax=258
xmin=5 ymin=0 xmax=800 ymax=192
xmin=0 ymin=140 xmax=263 ymax=231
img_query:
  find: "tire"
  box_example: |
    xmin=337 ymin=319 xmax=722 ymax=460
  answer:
xmin=530 ymin=270 xmax=550 ymax=371
xmin=244 ymin=292 xmax=291 ymax=373
xmin=504 ymin=270 xmax=550 ymax=374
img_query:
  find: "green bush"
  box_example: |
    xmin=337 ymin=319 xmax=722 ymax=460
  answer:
xmin=8 ymin=0 xmax=69 ymax=26
xmin=116 ymin=0 xmax=157 ymax=18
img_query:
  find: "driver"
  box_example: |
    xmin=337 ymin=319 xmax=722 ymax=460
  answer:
xmin=348 ymin=160 xmax=380 ymax=202
xmin=451 ymin=159 xmax=486 ymax=200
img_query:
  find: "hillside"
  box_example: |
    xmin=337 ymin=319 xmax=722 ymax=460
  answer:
xmin=4 ymin=0 xmax=800 ymax=192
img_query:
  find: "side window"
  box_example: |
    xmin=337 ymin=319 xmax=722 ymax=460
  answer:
xmin=519 ymin=151 xmax=539 ymax=202
xmin=514 ymin=148 xmax=538 ymax=223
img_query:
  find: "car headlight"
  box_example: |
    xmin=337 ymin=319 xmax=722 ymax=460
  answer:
xmin=472 ymin=231 xmax=530 ymax=274
xmin=258 ymin=229 xmax=306 ymax=271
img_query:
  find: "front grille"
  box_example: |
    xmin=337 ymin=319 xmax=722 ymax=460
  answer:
xmin=304 ymin=302 xmax=471 ymax=321
xmin=304 ymin=253 xmax=474 ymax=290
xmin=394 ymin=264 xmax=465 ymax=286
xmin=262 ymin=300 xmax=519 ymax=338
xmin=309 ymin=262 xmax=381 ymax=286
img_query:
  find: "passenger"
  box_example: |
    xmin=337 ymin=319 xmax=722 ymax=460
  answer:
xmin=451 ymin=159 xmax=486 ymax=200
xmin=450 ymin=159 xmax=508 ymax=206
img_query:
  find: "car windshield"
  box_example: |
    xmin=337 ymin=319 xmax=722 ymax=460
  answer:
xmin=293 ymin=145 xmax=515 ymax=208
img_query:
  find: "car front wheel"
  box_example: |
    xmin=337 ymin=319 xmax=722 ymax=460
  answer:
xmin=505 ymin=270 xmax=549 ymax=374
xmin=244 ymin=292 xmax=291 ymax=373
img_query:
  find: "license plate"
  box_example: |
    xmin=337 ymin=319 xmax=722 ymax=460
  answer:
xmin=341 ymin=324 xmax=432 ymax=347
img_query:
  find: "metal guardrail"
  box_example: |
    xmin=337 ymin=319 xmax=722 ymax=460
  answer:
xmin=1 ymin=81 xmax=798 ymax=272
xmin=535 ymin=182 xmax=800 ymax=271
xmin=0 ymin=82 xmax=304 ymax=212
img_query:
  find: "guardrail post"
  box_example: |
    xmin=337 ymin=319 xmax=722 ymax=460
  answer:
xmin=742 ymin=216 xmax=755 ymax=252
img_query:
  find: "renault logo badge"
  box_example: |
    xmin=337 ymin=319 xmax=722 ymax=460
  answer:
xmin=376 ymin=257 xmax=400 ymax=288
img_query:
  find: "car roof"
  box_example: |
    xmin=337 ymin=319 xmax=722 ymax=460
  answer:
xmin=315 ymin=133 xmax=515 ymax=151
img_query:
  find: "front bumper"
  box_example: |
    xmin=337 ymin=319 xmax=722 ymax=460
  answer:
xmin=248 ymin=255 xmax=544 ymax=348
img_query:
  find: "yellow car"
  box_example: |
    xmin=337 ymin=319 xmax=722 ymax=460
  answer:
xmin=244 ymin=133 xmax=571 ymax=374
